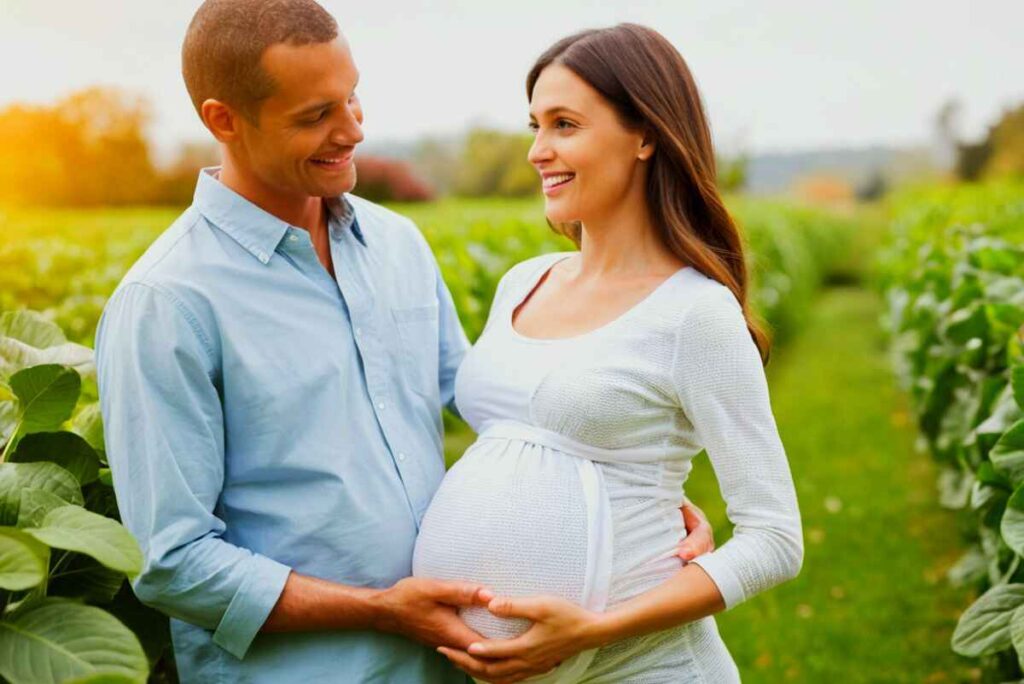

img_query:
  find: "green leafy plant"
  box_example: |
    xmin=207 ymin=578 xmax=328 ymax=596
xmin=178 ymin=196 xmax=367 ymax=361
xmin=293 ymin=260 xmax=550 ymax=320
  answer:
xmin=879 ymin=181 xmax=1024 ymax=678
xmin=0 ymin=310 xmax=165 ymax=684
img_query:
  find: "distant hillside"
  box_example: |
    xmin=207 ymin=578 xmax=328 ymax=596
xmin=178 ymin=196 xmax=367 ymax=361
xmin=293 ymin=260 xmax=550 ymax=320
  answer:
xmin=745 ymin=145 xmax=935 ymax=195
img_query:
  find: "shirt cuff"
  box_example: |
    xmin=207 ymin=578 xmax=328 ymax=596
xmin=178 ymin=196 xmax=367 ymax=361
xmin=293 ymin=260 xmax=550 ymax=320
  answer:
xmin=688 ymin=551 xmax=746 ymax=611
xmin=212 ymin=554 xmax=292 ymax=659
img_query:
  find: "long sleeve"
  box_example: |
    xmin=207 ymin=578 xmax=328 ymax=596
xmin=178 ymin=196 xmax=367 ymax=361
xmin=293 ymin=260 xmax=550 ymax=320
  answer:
xmin=672 ymin=287 xmax=804 ymax=610
xmin=95 ymin=282 xmax=292 ymax=659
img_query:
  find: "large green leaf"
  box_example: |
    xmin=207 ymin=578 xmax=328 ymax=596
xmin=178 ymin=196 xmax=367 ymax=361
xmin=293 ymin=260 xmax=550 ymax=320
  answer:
xmin=0 ymin=599 xmax=148 ymax=684
xmin=11 ymin=432 xmax=101 ymax=485
xmin=49 ymin=554 xmax=126 ymax=604
xmin=1003 ymin=484 xmax=1024 ymax=557
xmin=0 ymin=312 xmax=66 ymax=349
xmin=63 ymin=674 xmax=143 ymax=684
xmin=9 ymin=365 xmax=81 ymax=435
xmin=1014 ymin=365 xmax=1024 ymax=412
xmin=25 ymin=506 xmax=142 ymax=577
xmin=991 ymin=421 xmax=1024 ymax=475
xmin=0 ymin=338 xmax=94 ymax=380
xmin=0 ymin=400 xmax=16 ymax=446
xmin=72 ymin=404 xmax=105 ymax=454
xmin=0 ymin=527 xmax=49 ymax=591
xmin=952 ymin=583 xmax=1024 ymax=657
xmin=0 ymin=462 xmax=83 ymax=526
xmin=1012 ymin=603 xmax=1024 ymax=675
xmin=17 ymin=489 xmax=74 ymax=529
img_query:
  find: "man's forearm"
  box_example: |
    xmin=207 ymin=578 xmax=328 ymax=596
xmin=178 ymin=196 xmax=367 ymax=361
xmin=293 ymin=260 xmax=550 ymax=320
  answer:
xmin=261 ymin=571 xmax=383 ymax=633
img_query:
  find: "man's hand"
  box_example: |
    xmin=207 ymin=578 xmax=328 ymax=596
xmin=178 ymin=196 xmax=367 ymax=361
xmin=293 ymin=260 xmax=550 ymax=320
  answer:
xmin=678 ymin=500 xmax=715 ymax=561
xmin=373 ymin=577 xmax=494 ymax=650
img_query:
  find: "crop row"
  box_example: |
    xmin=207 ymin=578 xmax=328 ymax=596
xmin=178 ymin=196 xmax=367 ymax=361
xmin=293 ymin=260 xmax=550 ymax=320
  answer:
xmin=878 ymin=181 xmax=1024 ymax=678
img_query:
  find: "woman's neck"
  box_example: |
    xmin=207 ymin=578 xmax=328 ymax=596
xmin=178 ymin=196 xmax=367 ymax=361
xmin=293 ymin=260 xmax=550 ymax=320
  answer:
xmin=575 ymin=194 xmax=681 ymax=280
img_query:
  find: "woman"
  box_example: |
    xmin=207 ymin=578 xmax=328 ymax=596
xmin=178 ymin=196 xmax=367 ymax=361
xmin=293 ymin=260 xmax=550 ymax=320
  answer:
xmin=413 ymin=24 xmax=803 ymax=683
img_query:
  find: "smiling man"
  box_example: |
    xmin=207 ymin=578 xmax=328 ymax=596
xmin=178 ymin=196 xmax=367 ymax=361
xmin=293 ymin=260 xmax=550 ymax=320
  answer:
xmin=94 ymin=1 xmax=713 ymax=682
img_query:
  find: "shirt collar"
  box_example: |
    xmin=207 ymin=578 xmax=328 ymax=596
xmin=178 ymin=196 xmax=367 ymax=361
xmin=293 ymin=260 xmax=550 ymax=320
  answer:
xmin=192 ymin=166 xmax=366 ymax=265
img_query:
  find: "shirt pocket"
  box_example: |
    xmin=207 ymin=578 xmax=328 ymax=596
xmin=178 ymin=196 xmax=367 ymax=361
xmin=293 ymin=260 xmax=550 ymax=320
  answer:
xmin=391 ymin=303 xmax=440 ymax=400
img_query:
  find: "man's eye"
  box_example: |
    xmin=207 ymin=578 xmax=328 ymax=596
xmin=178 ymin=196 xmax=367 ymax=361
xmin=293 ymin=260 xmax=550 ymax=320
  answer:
xmin=528 ymin=122 xmax=539 ymax=132
xmin=555 ymin=119 xmax=574 ymax=130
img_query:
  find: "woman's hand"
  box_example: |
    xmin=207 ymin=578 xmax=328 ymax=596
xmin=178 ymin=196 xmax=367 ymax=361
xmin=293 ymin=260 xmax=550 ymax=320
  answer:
xmin=678 ymin=499 xmax=715 ymax=561
xmin=437 ymin=594 xmax=605 ymax=684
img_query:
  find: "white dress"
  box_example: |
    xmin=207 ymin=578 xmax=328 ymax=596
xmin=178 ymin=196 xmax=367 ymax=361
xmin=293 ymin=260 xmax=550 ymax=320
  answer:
xmin=413 ymin=252 xmax=803 ymax=683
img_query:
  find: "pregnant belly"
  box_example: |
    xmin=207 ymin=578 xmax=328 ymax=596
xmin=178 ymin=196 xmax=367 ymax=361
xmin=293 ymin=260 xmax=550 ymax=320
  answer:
xmin=412 ymin=436 xmax=595 ymax=640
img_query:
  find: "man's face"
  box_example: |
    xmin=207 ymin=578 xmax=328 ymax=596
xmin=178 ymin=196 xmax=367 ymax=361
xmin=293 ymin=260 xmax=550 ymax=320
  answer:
xmin=235 ymin=37 xmax=364 ymax=198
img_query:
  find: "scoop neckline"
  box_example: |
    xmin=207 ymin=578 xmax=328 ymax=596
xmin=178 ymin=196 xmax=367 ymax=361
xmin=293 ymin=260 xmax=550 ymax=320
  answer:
xmin=507 ymin=253 xmax=692 ymax=344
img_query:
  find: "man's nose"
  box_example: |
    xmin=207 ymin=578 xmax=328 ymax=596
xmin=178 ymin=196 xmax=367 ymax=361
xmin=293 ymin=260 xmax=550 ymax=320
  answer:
xmin=331 ymin=108 xmax=364 ymax=146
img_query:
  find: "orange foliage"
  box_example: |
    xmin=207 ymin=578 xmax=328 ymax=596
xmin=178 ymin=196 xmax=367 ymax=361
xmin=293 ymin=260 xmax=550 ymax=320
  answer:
xmin=0 ymin=87 xmax=158 ymax=206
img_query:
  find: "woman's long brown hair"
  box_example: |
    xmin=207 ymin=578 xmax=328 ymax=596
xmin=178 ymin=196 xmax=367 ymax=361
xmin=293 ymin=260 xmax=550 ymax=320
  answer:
xmin=527 ymin=23 xmax=771 ymax=364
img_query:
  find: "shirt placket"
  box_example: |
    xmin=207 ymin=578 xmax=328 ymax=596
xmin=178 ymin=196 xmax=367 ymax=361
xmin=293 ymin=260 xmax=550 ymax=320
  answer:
xmin=329 ymin=219 xmax=426 ymax=528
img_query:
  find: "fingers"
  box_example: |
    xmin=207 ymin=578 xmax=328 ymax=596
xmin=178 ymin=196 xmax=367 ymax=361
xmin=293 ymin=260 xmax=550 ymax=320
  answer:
xmin=680 ymin=501 xmax=706 ymax=531
xmin=486 ymin=595 xmax=546 ymax=621
xmin=435 ymin=580 xmax=495 ymax=607
xmin=437 ymin=614 xmax=488 ymax=651
xmin=467 ymin=636 xmax=531 ymax=660
xmin=438 ymin=647 xmax=546 ymax=683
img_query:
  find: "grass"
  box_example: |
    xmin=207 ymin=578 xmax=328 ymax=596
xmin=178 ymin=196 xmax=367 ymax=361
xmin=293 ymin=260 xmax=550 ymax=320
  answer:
xmin=442 ymin=280 xmax=981 ymax=683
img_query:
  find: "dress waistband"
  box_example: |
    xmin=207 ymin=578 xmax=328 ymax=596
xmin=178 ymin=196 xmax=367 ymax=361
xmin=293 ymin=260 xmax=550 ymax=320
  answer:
xmin=476 ymin=419 xmax=669 ymax=464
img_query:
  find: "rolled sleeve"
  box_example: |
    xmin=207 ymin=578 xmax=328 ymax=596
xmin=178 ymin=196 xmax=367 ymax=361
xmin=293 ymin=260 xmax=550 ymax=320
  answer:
xmin=213 ymin=555 xmax=292 ymax=658
xmin=96 ymin=282 xmax=292 ymax=659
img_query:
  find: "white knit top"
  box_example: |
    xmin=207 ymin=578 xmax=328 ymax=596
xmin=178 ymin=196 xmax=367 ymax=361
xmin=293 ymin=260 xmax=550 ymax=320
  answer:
xmin=413 ymin=251 xmax=803 ymax=683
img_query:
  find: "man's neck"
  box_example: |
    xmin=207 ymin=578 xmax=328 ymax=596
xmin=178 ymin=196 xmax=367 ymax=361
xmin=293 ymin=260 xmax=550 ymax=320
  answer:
xmin=217 ymin=157 xmax=324 ymax=235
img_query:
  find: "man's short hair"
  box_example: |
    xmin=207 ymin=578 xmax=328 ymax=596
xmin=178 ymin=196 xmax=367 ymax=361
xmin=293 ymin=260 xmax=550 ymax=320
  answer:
xmin=182 ymin=0 xmax=338 ymax=125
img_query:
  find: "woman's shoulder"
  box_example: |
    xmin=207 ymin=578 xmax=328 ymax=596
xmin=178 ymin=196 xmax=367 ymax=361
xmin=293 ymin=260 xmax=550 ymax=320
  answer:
xmin=653 ymin=266 xmax=742 ymax=315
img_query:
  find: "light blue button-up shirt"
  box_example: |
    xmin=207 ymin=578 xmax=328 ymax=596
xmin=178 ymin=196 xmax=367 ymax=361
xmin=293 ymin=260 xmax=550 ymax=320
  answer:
xmin=95 ymin=168 xmax=471 ymax=683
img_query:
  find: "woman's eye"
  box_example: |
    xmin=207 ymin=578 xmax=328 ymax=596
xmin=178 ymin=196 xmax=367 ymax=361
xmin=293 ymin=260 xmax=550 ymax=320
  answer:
xmin=555 ymin=119 xmax=574 ymax=130
xmin=528 ymin=122 xmax=539 ymax=132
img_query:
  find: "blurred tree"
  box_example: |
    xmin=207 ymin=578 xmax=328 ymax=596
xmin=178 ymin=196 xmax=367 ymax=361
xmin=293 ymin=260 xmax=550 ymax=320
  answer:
xmin=155 ymin=141 xmax=220 ymax=205
xmin=0 ymin=87 xmax=158 ymax=206
xmin=953 ymin=101 xmax=1024 ymax=181
xmin=353 ymin=156 xmax=435 ymax=203
xmin=855 ymin=168 xmax=888 ymax=202
xmin=411 ymin=136 xmax=460 ymax=196
xmin=717 ymin=153 xmax=749 ymax=192
xmin=983 ymin=103 xmax=1024 ymax=178
xmin=452 ymin=129 xmax=537 ymax=197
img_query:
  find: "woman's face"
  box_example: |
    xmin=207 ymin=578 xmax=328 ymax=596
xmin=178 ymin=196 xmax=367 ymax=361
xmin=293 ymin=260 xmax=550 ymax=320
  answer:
xmin=528 ymin=63 xmax=652 ymax=226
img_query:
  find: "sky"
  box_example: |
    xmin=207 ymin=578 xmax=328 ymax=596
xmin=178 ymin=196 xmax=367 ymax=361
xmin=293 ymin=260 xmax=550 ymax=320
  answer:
xmin=1 ymin=0 xmax=1021 ymax=162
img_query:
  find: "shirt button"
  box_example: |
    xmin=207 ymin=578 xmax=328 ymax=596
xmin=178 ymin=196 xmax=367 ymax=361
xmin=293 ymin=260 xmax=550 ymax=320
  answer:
xmin=398 ymin=453 xmax=406 ymax=462
xmin=288 ymin=235 xmax=299 ymax=242
xmin=355 ymin=327 xmax=362 ymax=336
xmin=377 ymin=402 xmax=385 ymax=410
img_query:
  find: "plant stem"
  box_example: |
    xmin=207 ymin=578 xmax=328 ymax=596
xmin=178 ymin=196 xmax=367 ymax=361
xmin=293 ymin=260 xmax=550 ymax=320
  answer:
xmin=0 ymin=422 xmax=19 ymax=463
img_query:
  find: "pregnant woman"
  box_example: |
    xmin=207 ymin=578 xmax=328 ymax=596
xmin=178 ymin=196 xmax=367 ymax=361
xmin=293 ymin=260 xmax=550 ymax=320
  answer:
xmin=413 ymin=24 xmax=804 ymax=683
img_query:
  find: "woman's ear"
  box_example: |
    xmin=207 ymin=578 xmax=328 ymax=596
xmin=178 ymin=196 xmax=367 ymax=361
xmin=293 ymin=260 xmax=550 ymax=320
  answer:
xmin=638 ymin=129 xmax=657 ymax=161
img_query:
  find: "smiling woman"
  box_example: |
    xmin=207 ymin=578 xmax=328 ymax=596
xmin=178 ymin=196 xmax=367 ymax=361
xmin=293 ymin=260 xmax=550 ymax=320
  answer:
xmin=412 ymin=23 xmax=802 ymax=684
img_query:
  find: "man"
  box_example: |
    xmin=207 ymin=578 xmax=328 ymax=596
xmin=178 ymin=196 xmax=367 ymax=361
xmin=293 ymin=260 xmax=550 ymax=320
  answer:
xmin=95 ymin=1 xmax=715 ymax=681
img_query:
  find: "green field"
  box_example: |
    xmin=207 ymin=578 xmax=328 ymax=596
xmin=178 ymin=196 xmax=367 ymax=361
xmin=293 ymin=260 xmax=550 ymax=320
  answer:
xmin=0 ymin=195 xmax=984 ymax=682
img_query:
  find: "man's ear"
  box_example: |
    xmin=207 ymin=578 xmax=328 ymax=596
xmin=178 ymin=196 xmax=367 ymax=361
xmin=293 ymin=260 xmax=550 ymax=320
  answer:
xmin=200 ymin=99 xmax=241 ymax=143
